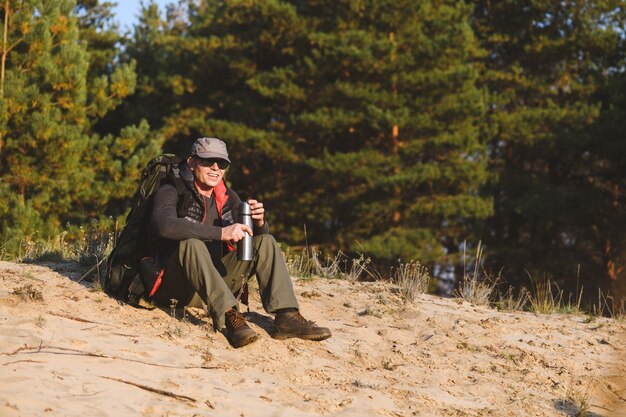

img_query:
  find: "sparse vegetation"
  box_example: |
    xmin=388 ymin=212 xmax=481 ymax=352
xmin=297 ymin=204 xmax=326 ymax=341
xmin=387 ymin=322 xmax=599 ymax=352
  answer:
xmin=12 ymin=284 xmax=44 ymax=302
xmin=590 ymin=288 xmax=626 ymax=318
xmin=393 ymin=260 xmax=429 ymax=304
xmin=163 ymin=325 xmax=187 ymax=339
xmin=456 ymin=242 xmax=497 ymax=306
xmin=3 ymin=223 xmax=115 ymax=284
xmin=20 ymin=270 xmax=37 ymax=280
xmin=527 ymin=275 xmax=583 ymax=315
xmin=34 ymin=315 xmax=47 ymax=328
xmin=561 ymin=385 xmax=591 ymax=417
xmin=358 ymin=305 xmax=383 ymax=318
xmin=90 ymin=280 xmax=105 ymax=293
xmin=493 ymin=286 xmax=529 ymax=311
xmin=3 ymin=228 xmax=625 ymax=321
xmin=283 ymin=245 xmax=374 ymax=281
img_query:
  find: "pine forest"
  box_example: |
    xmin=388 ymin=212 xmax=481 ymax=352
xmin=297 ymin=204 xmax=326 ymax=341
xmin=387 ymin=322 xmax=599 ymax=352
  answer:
xmin=1 ymin=0 xmax=625 ymax=309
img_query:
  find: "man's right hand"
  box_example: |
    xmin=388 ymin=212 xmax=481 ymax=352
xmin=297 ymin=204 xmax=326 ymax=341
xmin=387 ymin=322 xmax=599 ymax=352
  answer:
xmin=221 ymin=223 xmax=252 ymax=242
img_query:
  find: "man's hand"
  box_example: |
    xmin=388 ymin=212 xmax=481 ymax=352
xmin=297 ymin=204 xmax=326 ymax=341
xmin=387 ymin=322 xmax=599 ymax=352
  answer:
xmin=248 ymin=199 xmax=265 ymax=227
xmin=221 ymin=223 xmax=252 ymax=242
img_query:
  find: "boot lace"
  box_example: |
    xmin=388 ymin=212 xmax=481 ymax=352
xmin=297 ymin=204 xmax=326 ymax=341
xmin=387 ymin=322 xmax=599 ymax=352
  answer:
xmin=227 ymin=310 xmax=247 ymax=329
xmin=293 ymin=311 xmax=317 ymax=326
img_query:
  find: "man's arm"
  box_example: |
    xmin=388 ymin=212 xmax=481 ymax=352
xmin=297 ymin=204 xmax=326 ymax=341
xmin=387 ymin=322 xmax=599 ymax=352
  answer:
xmin=151 ymin=184 xmax=222 ymax=241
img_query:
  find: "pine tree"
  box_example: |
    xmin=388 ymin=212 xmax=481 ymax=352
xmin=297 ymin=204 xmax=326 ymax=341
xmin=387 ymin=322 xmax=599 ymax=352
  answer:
xmin=471 ymin=0 xmax=626 ymax=296
xmin=123 ymin=0 xmax=305 ymax=233
xmin=0 ymin=0 xmax=157 ymax=250
xmin=285 ymin=0 xmax=490 ymax=267
xmin=591 ymin=70 xmax=626 ymax=300
xmin=123 ymin=0 xmax=490 ymax=272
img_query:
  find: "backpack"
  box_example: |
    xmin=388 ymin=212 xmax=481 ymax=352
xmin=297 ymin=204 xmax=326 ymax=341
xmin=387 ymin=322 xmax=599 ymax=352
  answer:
xmin=104 ymin=154 xmax=184 ymax=303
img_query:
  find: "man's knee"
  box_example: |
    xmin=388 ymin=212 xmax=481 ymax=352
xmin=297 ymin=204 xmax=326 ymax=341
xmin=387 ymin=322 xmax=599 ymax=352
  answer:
xmin=253 ymin=234 xmax=278 ymax=252
xmin=178 ymin=238 xmax=213 ymax=264
xmin=179 ymin=239 xmax=208 ymax=253
xmin=180 ymin=238 xmax=206 ymax=251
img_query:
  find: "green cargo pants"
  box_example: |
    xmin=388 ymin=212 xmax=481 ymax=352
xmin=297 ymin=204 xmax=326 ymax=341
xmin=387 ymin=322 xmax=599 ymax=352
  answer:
xmin=154 ymin=234 xmax=299 ymax=329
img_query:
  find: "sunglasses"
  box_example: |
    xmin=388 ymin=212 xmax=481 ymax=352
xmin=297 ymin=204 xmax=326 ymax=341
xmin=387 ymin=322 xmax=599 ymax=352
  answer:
xmin=195 ymin=157 xmax=229 ymax=169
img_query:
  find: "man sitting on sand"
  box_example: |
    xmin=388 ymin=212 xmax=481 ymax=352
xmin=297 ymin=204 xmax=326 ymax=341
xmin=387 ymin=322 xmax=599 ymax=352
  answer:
xmin=148 ymin=137 xmax=331 ymax=348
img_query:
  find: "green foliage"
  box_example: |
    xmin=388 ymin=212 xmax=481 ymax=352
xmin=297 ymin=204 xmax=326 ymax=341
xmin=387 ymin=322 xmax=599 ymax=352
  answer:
xmin=123 ymin=0 xmax=491 ymax=274
xmin=2 ymin=0 xmax=624 ymax=305
xmin=0 ymin=0 xmax=158 ymax=253
xmin=472 ymin=0 xmax=626 ymax=298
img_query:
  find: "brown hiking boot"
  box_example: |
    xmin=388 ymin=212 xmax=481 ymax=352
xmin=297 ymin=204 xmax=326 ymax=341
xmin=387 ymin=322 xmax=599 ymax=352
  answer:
xmin=225 ymin=309 xmax=259 ymax=348
xmin=272 ymin=310 xmax=332 ymax=341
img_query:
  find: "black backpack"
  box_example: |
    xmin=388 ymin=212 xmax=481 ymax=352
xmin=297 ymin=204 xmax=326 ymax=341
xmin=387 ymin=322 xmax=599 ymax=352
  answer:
xmin=104 ymin=154 xmax=184 ymax=302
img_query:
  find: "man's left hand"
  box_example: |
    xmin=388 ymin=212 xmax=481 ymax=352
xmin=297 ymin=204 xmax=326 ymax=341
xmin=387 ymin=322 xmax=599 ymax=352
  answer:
xmin=248 ymin=199 xmax=265 ymax=227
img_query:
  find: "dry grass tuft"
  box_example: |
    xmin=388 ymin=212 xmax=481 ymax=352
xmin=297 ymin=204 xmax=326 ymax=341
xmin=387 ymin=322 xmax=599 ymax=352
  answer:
xmin=456 ymin=242 xmax=497 ymax=305
xmin=34 ymin=315 xmax=47 ymax=328
xmin=12 ymin=284 xmax=44 ymax=302
xmin=526 ymin=274 xmax=582 ymax=314
xmin=590 ymin=289 xmax=626 ymax=318
xmin=283 ymin=245 xmax=376 ymax=281
xmin=559 ymin=383 xmax=591 ymax=417
xmin=393 ymin=260 xmax=429 ymax=304
xmin=493 ymin=286 xmax=528 ymax=311
xmin=358 ymin=305 xmax=383 ymax=318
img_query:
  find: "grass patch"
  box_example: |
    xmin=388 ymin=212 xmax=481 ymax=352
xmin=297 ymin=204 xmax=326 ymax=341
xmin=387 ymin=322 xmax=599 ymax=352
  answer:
xmin=493 ymin=286 xmax=528 ymax=311
xmin=34 ymin=315 xmax=47 ymax=328
xmin=526 ymin=274 xmax=583 ymax=314
xmin=90 ymin=280 xmax=104 ymax=293
xmin=3 ymin=221 xmax=116 ymax=283
xmin=392 ymin=260 xmax=429 ymax=304
xmin=283 ymin=245 xmax=376 ymax=281
xmin=590 ymin=288 xmax=625 ymax=318
xmin=456 ymin=242 xmax=497 ymax=306
xmin=560 ymin=385 xmax=591 ymax=417
xmin=6 ymin=221 xmax=114 ymax=265
xmin=163 ymin=325 xmax=187 ymax=339
xmin=358 ymin=305 xmax=383 ymax=318
xmin=12 ymin=284 xmax=44 ymax=302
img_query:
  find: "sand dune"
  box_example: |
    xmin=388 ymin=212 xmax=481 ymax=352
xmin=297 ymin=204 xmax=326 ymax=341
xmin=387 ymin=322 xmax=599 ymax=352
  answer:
xmin=0 ymin=260 xmax=624 ymax=417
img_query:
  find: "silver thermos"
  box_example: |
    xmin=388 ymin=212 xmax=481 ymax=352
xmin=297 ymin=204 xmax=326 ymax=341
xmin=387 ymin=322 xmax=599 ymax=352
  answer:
xmin=237 ymin=201 xmax=253 ymax=261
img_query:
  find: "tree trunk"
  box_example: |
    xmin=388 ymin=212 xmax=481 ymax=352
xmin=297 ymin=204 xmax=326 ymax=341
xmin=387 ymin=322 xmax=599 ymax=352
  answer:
xmin=1 ymin=0 xmax=9 ymax=99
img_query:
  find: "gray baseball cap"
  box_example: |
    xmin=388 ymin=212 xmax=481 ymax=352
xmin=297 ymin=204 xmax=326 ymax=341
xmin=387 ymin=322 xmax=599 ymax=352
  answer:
xmin=191 ymin=137 xmax=231 ymax=162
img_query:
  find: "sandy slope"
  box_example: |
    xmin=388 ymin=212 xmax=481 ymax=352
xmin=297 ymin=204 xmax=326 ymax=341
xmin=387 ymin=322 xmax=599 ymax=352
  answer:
xmin=0 ymin=260 xmax=624 ymax=417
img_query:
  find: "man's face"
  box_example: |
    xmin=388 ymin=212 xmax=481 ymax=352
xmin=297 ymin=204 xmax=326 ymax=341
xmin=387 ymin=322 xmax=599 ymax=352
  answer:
xmin=188 ymin=156 xmax=229 ymax=190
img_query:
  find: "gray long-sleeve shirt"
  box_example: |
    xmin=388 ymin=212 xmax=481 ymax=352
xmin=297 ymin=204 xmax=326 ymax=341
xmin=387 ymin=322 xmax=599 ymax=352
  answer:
xmin=150 ymin=183 xmax=269 ymax=243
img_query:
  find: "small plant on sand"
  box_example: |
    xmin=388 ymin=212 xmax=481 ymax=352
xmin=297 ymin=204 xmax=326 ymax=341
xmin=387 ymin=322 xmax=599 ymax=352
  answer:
xmin=20 ymin=270 xmax=37 ymax=280
xmin=90 ymin=280 xmax=104 ymax=293
xmin=12 ymin=284 xmax=44 ymax=302
xmin=343 ymin=253 xmax=372 ymax=281
xmin=34 ymin=315 xmax=47 ymax=328
xmin=358 ymin=305 xmax=383 ymax=318
xmin=526 ymin=273 xmax=582 ymax=314
xmin=527 ymin=276 xmax=561 ymax=313
xmin=561 ymin=386 xmax=591 ymax=417
xmin=456 ymin=242 xmax=496 ymax=305
xmin=76 ymin=219 xmax=116 ymax=266
xmin=283 ymin=246 xmax=341 ymax=279
xmin=590 ymin=289 xmax=625 ymax=318
xmin=393 ymin=260 xmax=429 ymax=303
xmin=312 ymin=248 xmax=343 ymax=279
xmin=493 ymin=286 xmax=528 ymax=311
xmin=163 ymin=325 xmax=187 ymax=339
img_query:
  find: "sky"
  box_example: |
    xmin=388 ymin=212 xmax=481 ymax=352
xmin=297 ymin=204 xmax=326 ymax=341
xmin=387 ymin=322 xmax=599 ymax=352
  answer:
xmin=112 ymin=0 xmax=172 ymax=30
